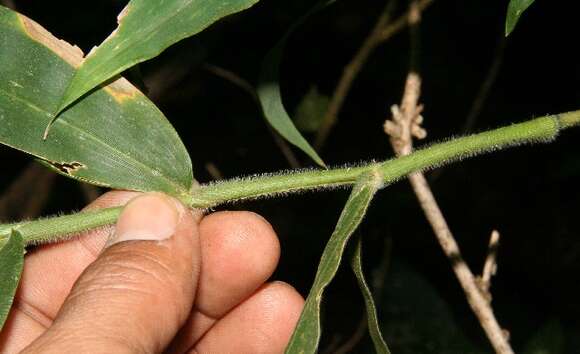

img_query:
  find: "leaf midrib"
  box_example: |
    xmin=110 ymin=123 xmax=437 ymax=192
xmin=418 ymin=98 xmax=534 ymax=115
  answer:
xmin=0 ymin=86 xmax=188 ymax=194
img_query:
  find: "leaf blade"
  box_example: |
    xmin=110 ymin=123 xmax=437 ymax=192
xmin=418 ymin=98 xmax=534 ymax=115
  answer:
xmin=257 ymin=1 xmax=335 ymax=168
xmin=56 ymin=0 xmax=261 ymax=114
xmin=351 ymin=237 xmax=391 ymax=354
xmin=0 ymin=8 xmax=194 ymax=198
xmin=285 ymin=171 xmax=381 ymax=354
xmin=0 ymin=231 xmax=25 ymax=330
xmin=505 ymin=0 xmax=535 ymax=36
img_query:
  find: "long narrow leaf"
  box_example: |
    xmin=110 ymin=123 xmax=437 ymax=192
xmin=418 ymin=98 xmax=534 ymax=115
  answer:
xmin=257 ymin=1 xmax=335 ymax=168
xmin=505 ymin=0 xmax=535 ymax=36
xmin=0 ymin=7 xmax=194 ymax=199
xmin=0 ymin=231 xmax=24 ymax=330
xmin=351 ymin=237 xmax=390 ymax=354
xmin=56 ymin=0 xmax=261 ymax=115
xmin=285 ymin=171 xmax=381 ymax=354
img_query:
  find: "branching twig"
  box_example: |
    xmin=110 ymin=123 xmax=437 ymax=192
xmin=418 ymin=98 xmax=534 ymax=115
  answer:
xmin=385 ymin=74 xmax=513 ymax=354
xmin=385 ymin=74 xmax=515 ymax=354
xmin=314 ymin=0 xmax=434 ymax=150
xmin=478 ymin=230 xmax=500 ymax=296
xmin=384 ymin=3 xmax=513 ymax=353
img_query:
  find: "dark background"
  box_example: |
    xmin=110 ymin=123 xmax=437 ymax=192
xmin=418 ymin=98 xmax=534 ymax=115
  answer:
xmin=1 ymin=0 xmax=578 ymax=352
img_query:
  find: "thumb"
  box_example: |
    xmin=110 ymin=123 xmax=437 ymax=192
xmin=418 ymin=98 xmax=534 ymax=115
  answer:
xmin=23 ymin=193 xmax=201 ymax=354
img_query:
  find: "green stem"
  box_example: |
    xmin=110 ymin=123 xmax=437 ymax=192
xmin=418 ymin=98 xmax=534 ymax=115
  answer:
xmin=188 ymin=114 xmax=564 ymax=207
xmin=0 ymin=207 xmax=122 ymax=248
xmin=1 ymin=111 xmax=578 ymax=248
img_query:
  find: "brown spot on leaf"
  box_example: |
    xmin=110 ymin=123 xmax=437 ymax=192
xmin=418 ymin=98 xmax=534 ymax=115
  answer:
xmin=19 ymin=14 xmax=84 ymax=68
xmin=104 ymin=79 xmax=139 ymax=102
xmin=19 ymin=11 xmax=140 ymax=103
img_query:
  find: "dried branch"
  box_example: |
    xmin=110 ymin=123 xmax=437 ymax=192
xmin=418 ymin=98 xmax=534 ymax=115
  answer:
xmin=314 ymin=0 xmax=434 ymax=150
xmin=478 ymin=230 xmax=500 ymax=296
xmin=383 ymin=3 xmax=513 ymax=353
xmin=385 ymin=73 xmax=514 ymax=354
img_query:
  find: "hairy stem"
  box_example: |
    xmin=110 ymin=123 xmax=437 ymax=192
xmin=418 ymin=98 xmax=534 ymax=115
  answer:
xmin=1 ymin=111 xmax=578 ymax=247
xmin=0 ymin=207 xmax=122 ymax=248
xmin=189 ymin=114 xmax=563 ymax=207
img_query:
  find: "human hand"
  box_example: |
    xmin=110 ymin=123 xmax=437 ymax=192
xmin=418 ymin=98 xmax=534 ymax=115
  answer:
xmin=0 ymin=191 xmax=304 ymax=353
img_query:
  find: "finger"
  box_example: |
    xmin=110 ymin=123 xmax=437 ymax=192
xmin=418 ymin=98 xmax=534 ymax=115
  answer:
xmin=22 ymin=193 xmax=201 ymax=354
xmin=0 ymin=191 xmax=137 ymax=352
xmin=165 ymin=211 xmax=280 ymax=352
xmin=192 ymin=281 xmax=304 ymax=354
xmin=17 ymin=191 xmax=138 ymax=318
xmin=197 ymin=211 xmax=280 ymax=317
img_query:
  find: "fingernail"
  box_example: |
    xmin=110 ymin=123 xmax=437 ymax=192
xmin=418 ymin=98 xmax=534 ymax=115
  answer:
xmin=106 ymin=193 xmax=185 ymax=247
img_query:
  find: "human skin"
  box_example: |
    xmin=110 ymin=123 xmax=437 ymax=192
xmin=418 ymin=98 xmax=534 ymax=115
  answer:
xmin=0 ymin=191 xmax=304 ymax=353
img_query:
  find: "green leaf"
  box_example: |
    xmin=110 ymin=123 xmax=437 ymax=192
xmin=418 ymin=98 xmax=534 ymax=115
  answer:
xmin=56 ymin=0 xmax=261 ymax=115
xmin=257 ymin=1 xmax=335 ymax=168
xmin=285 ymin=171 xmax=381 ymax=354
xmin=505 ymin=0 xmax=535 ymax=36
xmin=0 ymin=7 xmax=194 ymax=199
xmin=0 ymin=231 xmax=25 ymax=330
xmin=351 ymin=237 xmax=391 ymax=354
xmin=294 ymin=86 xmax=330 ymax=133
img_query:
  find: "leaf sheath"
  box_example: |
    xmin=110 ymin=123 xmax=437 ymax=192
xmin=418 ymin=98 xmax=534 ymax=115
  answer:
xmin=285 ymin=171 xmax=382 ymax=353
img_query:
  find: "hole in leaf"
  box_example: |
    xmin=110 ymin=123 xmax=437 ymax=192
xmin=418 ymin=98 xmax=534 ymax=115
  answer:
xmin=47 ymin=161 xmax=85 ymax=175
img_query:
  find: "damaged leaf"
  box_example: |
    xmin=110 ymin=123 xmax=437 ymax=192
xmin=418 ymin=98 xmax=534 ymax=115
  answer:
xmin=40 ymin=160 xmax=85 ymax=175
xmin=56 ymin=0 xmax=261 ymax=115
xmin=0 ymin=7 xmax=194 ymax=199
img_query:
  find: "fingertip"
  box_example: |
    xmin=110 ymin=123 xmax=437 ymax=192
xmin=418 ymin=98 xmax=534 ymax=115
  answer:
xmin=196 ymin=211 xmax=281 ymax=317
xmin=201 ymin=210 xmax=277 ymax=241
xmin=200 ymin=211 xmax=280 ymax=263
